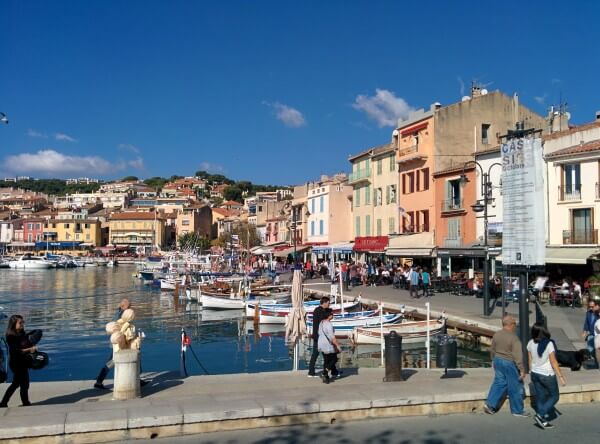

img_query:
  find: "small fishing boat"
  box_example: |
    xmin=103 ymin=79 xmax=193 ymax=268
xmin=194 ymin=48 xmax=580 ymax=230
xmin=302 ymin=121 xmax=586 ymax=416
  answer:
xmin=8 ymin=254 xmax=54 ymax=269
xmin=200 ymin=292 xmax=282 ymax=310
xmin=307 ymin=311 xmax=402 ymax=337
xmin=351 ymin=319 xmax=446 ymax=345
xmin=245 ymin=300 xmax=361 ymax=324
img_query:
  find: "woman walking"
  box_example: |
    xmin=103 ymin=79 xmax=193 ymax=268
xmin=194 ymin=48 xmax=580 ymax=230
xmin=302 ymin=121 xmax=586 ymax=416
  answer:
xmin=318 ymin=309 xmax=341 ymax=384
xmin=0 ymin=315 xmax=35 ymax=407
xmin=527 ymin=323 xmax=566 ymax=429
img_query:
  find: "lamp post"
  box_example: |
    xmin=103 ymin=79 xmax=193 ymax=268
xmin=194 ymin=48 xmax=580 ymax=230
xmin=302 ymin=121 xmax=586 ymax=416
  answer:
xmin=460 ymin=161 xmax=502 ymax=316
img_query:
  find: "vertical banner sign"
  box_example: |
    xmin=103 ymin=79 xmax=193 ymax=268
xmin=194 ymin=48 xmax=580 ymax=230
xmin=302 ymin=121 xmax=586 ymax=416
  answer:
xmin=501 ymin=137 xmax=545 ymax=266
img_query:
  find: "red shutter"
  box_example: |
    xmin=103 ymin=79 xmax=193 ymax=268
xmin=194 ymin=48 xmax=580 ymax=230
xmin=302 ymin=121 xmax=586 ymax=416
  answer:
xmin=416 ymin=170 xmax=421 ymax=192
xmin=402 ymin=174 xmax=406 ymax=194
xmin=423 ymin=210 xmax=429 ymax=232
xmin=423 ymin=168 xmax=429 ymax=191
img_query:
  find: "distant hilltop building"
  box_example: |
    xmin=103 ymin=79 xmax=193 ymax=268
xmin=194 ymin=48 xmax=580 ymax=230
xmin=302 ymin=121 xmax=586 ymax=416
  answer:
xmin=66 ymin=177 xmax=102 ymax=185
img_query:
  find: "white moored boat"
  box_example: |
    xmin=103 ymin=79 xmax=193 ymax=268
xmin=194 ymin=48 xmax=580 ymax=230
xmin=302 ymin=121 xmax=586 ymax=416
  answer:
xmin=351 ymin=319 xmax=446 ymax=345
xmin=245 ymin=300 xmax=361 ymax=324
xmin=8 ymin=254 xmax=54 ymax=269
xmin=307 ymin=311 xmax=402 ymax=337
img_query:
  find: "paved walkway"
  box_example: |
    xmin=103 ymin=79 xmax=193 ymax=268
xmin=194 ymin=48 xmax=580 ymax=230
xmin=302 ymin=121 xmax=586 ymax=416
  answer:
xmin=0 ymin=367 xmax=599 ymax=442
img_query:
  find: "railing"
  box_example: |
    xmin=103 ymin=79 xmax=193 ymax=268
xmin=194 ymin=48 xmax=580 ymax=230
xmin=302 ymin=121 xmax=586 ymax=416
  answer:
xmin=443 ymin=237 xmax=462 ymax=248
xmin=562 ymin=229 xmax=598 ymax=245
xmin=348 ymin=168 xmax=372 ymax=183
xmin=558 ymin=184 xmax=582 ymax=201
xmin=398 ymin=144 xmax=418 ymax=157
xmin=402 ymin=224 xmax=429 ymax=234
xmin=442 ymin=198 xmax=463 ymax=212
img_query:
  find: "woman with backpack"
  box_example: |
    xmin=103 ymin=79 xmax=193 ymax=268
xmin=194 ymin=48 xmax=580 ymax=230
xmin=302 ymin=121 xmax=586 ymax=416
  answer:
xmin=0 ymin=315 xmax=36 ymax=407
xmin=527 ymin=322 xmax=566 ymax=429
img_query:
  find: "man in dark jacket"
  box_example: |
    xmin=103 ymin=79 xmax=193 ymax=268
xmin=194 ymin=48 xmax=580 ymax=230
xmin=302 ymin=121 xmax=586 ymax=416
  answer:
xmin=307 ymin=297 xmax=330 ymax=377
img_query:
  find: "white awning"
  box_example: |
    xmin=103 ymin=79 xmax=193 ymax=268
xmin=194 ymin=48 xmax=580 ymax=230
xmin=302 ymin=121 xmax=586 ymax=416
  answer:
xmin=545 ymin=246 xmax=599 ymax=265
xmin=385 ymin=232 xmax=435 ymax=257
xmin=251 ymin=246 xmax=272 ymax=255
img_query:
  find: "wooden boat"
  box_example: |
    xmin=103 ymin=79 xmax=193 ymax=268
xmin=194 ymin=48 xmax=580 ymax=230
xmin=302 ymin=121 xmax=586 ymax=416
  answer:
xmin=351 ymin=319 xmax=446 ymax=345
xmin=245 ymin=300 xmax=360 ymax=324
xmin=200 ymin=293 xmax=282 ymax=310
xmin=307 ymin=312 xmax=402 ymax=337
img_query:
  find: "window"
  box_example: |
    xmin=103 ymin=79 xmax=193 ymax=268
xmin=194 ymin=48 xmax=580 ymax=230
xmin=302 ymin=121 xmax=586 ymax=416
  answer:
xmin=182 ymin=220 xmax=190 ymax=226
xmin=482 ymin=124 xmax=491 ymax=145
xmin=258 ymin=205 xmax=263 ymax=212
xmin=86 ymin=234 xmax=90 ymax=241
xmin=319 ymin=196 xmax=324 ymax=213
xmin=386 ymin=185 xmax=397 ymax=204
xmin=448 ymin=217 xmax=461 ymax=240
xmin=389 ymin=155 xmax=395 ymax=172
xmin=388 ymin=217 xmax=395 ymax=234
xmin=377 ymin=159 xmax=383 ymax=175
xmin=365 ymin=186 xmax=371 ymax=205
xmin=310 ymin=221 xmax=315 ymax=236
xmin=421 ymin=210 xmax=430 ymax=232
xmin=27 ymin=234 xmax=32 ymax=242
xmin=28 ymin=223 xmax=33 ymax=230
xmin=64 ymin=223 xmax=70 ymax=229
xmin=319 ymin=220 xmax=324 ymax=235
xmin=420 ymin=168 xmax=430 ymax=191
xmin=84 ymin=223 xmax=90 ymax=229
xmin=310 ymin=198 xmax=315 ymax=214
xmin=75 ymin=233 xmax=80 ymax=240
xmin=35 ymin=223 xmax=41 ymax=230
xmin=445 ymin=179 xmax=462 ymax=210
xmin=52 ymin=223 xmax=56 ymax=229
xmin=354 ymin=188 xmax=360 ymax=207
xmin=365 ymin=215 xmax=371 ymax=236
xmin=562 ymin=164 xmax=582 ymax=199
xmin=571 ymin=208 xmax=594 ymax=243
xmin=355 ymin=216 xmax=361 ymax=237
xmin=376 ymin=218 xmax=382 ymax=236
xmin=403 ymin=211 xmax=415 ymax=232
xmin=375 ymin=188 xmax=383 ymax=206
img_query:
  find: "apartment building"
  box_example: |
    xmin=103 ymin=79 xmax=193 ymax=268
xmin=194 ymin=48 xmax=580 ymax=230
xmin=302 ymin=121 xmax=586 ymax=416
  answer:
xmin=43 ymin=219 xmax=102 ymax=248
xmin=108 ymin=212 xmax=166 ymax=250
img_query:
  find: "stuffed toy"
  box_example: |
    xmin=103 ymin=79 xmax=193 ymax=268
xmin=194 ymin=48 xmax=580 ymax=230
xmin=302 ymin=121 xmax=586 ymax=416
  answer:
xmin=106 ymin=308 xmax=143 ymax=352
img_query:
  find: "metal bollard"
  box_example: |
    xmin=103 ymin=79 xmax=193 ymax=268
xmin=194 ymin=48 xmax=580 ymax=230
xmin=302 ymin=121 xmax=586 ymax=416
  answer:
xmin=436 ymin=334 xmax=458 ymax=377
xmin=383 ymin=331 xmax=403 ymax=382
xmin=113 ymin=349 xmax=141 ymax=400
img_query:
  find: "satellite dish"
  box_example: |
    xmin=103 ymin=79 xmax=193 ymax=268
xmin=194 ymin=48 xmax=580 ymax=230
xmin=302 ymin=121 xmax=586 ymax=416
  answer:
xmin=481 ymin=89 xmax=488 ymax=95
xmin=462 ymin=96 xmax=471 ymax=102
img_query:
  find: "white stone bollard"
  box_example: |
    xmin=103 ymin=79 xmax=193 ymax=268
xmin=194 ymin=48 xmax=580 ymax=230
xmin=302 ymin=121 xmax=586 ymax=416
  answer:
xmin=113 ymin=349 xmax=141 ymax=400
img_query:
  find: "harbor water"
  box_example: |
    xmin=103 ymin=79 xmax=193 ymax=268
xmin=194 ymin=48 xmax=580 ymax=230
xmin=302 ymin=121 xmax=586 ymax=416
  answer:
xmin=0 ymin=266 xmax=489 ymax=382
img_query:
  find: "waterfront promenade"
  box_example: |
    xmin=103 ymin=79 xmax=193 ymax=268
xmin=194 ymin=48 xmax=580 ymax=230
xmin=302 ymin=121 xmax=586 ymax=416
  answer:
xmin=0 ymin=367 xmax=599 ymax=443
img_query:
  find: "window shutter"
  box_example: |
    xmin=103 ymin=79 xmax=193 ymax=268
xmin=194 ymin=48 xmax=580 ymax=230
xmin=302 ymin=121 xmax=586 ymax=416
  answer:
xmin=423 ymin=168 xmax=429 ymax=190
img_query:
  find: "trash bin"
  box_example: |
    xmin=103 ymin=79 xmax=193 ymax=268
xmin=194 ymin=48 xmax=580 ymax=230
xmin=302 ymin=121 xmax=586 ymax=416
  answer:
xmin=436 ymin=334 xmax=458 ymax=369
xmin=383 ymin=331 xmax=403 ymax=382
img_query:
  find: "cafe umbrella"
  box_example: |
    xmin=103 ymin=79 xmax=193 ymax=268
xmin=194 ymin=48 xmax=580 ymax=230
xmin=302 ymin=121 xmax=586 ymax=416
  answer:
xmin=285 ymin=269 xmax=307 ymax=371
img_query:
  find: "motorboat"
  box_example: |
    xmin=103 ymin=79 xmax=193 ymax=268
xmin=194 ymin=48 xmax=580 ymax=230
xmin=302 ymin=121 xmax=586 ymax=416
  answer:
xmin=245 ymin=300 xmax=361 ymax=324
xmin=8 ymin=254 xmax=54 ymax=269
xmin=306 ymin=311 xmax=402 ymax=337
xmin=351 ymin=319 xmax=446 ymax=345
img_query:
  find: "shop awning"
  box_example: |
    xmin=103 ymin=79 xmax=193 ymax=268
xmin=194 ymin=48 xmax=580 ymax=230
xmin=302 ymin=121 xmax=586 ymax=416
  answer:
xmin=385 ymin=232 xmax=435 ymax=257
xmin=437 ymin=247 xmax=486 ymax=257
xmin=251 ymin=246 xmax=273 ymax=255
xmin=545 ymin=246 xmax=599 ymax=265
xmin=9 ymin=242 xmax=35 ymax=247
xmin=312 ymin=243 xmax=354 ymax=254
xmin=273 ymin=245 xmax=310 ymax=258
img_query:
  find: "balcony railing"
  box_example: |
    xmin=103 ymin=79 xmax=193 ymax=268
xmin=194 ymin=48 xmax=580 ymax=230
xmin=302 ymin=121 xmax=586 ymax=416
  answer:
xmin=402 ymin=224 xmax=429 ymax=234
xmin=398 ymin=144 xmax=418 ymax=157
xmin=348 ymin=168 xmax=372 ymax=183
xmin=444 ymin=237 xmax=462 ymax=248
xmin=562 ymin=229 xmax=598 ymax=245
xmin=442 ymin=198 xmax=464 ymax=212
xmin=558 ymin=184 xmax=582 ymax=201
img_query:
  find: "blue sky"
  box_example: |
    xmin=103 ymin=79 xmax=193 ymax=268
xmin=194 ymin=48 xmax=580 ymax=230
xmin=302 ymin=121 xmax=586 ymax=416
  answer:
xmin=1 ymin=1 xmax=598 ymax=185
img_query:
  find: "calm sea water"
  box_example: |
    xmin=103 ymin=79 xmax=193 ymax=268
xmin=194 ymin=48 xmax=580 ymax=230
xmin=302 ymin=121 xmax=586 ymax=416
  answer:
xmin=0 ymin=266 xmax=489 ymax=382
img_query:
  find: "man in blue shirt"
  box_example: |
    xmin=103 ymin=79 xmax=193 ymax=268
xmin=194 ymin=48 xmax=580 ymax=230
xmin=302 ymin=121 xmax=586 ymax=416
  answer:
xmin=409 ymin=267 xmax=420 ymax=299
xmin=581 ymin=299 xmax=599 ymax=368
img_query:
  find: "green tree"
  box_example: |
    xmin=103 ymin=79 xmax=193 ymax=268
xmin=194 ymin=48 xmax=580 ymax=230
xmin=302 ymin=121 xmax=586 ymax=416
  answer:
xmin=223 ymin=185 xmax=243 ymax=202
xmin=178 ymin=232 xmax=211 ymax=251
xmin=143 ymin=177 xmax=168 ymax=190
xmin=121 ymin=176 xmax=139 ymax=181
xmin=212 ymin=222 xmax=260 ymax=249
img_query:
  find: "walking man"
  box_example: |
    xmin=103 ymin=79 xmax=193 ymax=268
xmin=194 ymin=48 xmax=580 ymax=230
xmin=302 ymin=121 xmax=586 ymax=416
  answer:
xmin=581 ymin=299 xmax=599 ymax=369
xmin=307 ymin=296 xmax=330 ymax=377
xmin=483 ymin=315 xmax=529 ymax=417
xmin=408 ymin=267 xmax=420 ymax=299
xmin=421 ymin=267 xmax=431 ymax=297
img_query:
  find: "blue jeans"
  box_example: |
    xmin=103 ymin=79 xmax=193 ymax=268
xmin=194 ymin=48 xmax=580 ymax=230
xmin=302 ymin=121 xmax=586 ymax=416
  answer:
xmin=586 ymin=335 xmax=598 ymax=367
xmin=486 ymin=357 xmax=525 ymax=414
xmin=531 ymin=372 xmax=559 ymax=420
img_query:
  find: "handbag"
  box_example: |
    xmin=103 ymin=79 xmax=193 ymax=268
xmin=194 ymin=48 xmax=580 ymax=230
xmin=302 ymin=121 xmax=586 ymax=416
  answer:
xmin=25 ymin=351 xmax=49 ymax=370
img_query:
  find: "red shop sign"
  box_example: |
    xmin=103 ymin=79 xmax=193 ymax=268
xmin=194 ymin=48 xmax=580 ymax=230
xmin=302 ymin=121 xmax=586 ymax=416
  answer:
xmin=354 ymin=236 xmax=389 ymax=252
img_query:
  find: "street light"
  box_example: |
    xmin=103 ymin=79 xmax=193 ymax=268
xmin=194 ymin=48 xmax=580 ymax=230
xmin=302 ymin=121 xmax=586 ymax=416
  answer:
xmin=460 ymin=160 xmax=502 ymax=316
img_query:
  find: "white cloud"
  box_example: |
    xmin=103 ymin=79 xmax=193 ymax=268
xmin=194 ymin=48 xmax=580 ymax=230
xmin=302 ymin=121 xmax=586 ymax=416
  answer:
xmin=26 ymin=129 xmax=47 ymax=138
xmin=352 ymin=89 xmax=414 ymax=127
xmin=198 ymin=161 xmax=224 ymax=173
xmin=127 ymin=156 xmax=145 ymax=170
xmin=55 ymin=133 xmax=77 ymax=142
xmin=3 ymin=149 xmax=124 ymax=175
xmin=118 ymin=143 xmax=141 ymax=154
xmin=263 ymin=101 xmax=306 ymax=128
xmin=457 ymin=76 xmax=465 ymax=97
xmin=534 ymin=93 xmax=548 ymax=105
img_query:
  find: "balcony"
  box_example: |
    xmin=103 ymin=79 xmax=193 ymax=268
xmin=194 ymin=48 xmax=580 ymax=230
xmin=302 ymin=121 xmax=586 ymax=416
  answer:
xmin=443 ymin=237 xmax=462 ymax=248
xmin=558 ymin=184 xmax=581 ymax=201
xmin=441 ymin=198 xmax=464 ymax=212
xmin=397 ymin=144 xmax=418 ymax=157
xmin=563 ymin=229 xmax=598 ymax=245
xmin=348 ymin=168 xmax=372 ymax=184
